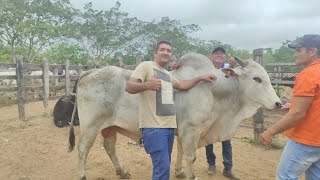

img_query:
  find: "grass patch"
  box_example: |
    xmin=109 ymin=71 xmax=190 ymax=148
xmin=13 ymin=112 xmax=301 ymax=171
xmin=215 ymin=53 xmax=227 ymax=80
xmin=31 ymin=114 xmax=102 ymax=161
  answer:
xmin=240 ymin=136 xmax=256 ymax=144
xmin=240 ymin=135 xmax=285 ymax=149
xmin=41 ymin=110 xmax=53 ymax=118
xmin=269 ymin=136 xmax=286 ymax=149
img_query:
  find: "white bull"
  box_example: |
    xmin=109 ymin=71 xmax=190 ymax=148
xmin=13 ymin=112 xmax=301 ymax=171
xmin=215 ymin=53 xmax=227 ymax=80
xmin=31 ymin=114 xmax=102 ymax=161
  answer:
xmin=68 ymin=53 xmax=281 ymax=180
xmin=28 ymin=70 xmax=54 ymax=84
xmin=0 ymin=68 xmax=17 ymax=86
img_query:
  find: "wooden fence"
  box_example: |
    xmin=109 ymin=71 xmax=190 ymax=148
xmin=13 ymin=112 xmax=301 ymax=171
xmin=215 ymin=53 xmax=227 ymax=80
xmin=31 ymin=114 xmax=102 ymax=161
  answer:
xmin=0 ymin=56 xmax=86 ymax=120
xmin=0 ymin=54 xmax=300 ymax=141
xmin=0 ymin=56 xmax=142 ymax=120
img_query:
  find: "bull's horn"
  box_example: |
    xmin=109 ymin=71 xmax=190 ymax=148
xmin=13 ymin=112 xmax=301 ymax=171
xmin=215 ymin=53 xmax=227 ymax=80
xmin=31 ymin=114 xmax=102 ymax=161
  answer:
xmin=70 ymin=93 xmax=76 ymax=96
xmin=234 ymin=56 xmax=247 ymax=68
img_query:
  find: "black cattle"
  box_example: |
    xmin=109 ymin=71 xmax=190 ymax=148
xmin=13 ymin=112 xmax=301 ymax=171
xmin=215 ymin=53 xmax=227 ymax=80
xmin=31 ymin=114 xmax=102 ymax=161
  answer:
xmin=53 ymin=95 xmax=79 ymax=127
xmin=53 ymin=80 xmax=79 ymax=128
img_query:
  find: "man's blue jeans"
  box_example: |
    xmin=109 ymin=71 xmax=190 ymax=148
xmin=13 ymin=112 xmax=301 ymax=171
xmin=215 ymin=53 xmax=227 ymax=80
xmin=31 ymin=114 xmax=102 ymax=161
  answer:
xmin=276 ymin=139 xmax=320 ymax=180
xmin=142 ymin=128 xmax=175 ymax=180
xmin=205 ymin=140 xmax=233 ymax=169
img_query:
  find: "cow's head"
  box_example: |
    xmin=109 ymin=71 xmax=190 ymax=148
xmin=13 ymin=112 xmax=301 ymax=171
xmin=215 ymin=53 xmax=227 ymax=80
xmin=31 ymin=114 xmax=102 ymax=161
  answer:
xmin=221 ymin=57 xmax=282 ymax=110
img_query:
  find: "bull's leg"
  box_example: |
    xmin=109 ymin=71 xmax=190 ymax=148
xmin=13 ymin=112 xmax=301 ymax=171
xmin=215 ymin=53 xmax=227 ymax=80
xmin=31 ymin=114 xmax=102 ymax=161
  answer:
xmin=102 ymin=128 xmax=131 ymax=179
xmin=175 ymin=137 xmax=186 ymax=178
xmin=180 ymin=130 xmax=199 ymax=180
xmin=78 ymin=130 xmax=99 ymax=180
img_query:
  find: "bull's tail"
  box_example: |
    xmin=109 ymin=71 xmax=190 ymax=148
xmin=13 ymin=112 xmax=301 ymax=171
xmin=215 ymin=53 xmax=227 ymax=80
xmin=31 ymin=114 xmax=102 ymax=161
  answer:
xmin=68 ymin=93 xmax=77 ymax=152
xmin=68 ymin=125 xmax=75 ymax=152
xmin=68 ymin=69 xmax=96 ymax=152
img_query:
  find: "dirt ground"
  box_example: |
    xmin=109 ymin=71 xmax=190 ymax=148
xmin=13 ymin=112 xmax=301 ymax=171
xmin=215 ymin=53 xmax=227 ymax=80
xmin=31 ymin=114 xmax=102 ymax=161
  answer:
xmin=0 ymin=100 xmax=298 ymax=180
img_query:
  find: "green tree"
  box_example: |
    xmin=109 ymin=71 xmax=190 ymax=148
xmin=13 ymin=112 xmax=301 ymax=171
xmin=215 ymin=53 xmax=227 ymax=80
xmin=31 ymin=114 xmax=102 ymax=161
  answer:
xmin=21 ymin=0 xmax=77 ymax=63
xmin=0 ymin=0 xmax=29 ymax=61
xmin=273 ymin=46 xmax=294 ymax=62
xmin=0 ymin=0 xmax=77 ymax=63
xmin=73 ymin=2 xmax=142 ymax=65
xmin=40 ymin=42 xmax=89 ymax=65
xmin=0 ymin=43 xmax=12 ymax=62
xmin=126 ymin=17 xmax=201 ymax=60
xmin=273 ymin=40 xmax=295 ymax=63
xmin=193 ymin=40 xmax=251 ymax=60
xmin=233 ymin=49 xmax=251 ymax=60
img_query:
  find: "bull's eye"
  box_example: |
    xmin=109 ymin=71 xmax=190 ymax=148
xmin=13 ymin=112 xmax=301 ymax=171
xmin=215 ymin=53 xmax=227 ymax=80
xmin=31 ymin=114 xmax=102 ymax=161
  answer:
xmin=253 ymin=77 xmax=262 ymax=83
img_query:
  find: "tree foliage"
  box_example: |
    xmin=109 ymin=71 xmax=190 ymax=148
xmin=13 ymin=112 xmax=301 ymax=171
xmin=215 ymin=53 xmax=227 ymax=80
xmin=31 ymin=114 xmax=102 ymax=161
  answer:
xmin=0 ymin=0 xmax=76 ymax=63
xmin=40 ymin=42 xmax=89 ymax=65
xmin=72 ymin=2 xmax=142 ymax=65
xmin=0 ymin=1 xmax=298 ymax=65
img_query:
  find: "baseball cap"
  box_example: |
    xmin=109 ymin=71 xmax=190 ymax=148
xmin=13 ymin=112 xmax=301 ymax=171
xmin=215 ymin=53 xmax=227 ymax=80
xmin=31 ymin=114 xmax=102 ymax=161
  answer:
xmin=288 ymin=34 xmax=320 ymax=49
xmin=212 ymin=47 xmax=226 ymax=54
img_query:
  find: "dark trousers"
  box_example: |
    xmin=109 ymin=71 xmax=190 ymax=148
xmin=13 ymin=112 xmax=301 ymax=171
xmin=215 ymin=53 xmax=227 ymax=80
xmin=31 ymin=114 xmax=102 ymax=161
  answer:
xmin=142 ymin=128 xmax=175 ymax=180
xmin=205 ymin=140 xmax=233 ymax=169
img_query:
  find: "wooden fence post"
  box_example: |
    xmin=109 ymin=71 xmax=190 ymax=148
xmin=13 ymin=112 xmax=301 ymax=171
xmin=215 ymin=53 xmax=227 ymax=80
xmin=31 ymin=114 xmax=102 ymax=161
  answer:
xmin=115 ymin=56 xmax=124 ymax=68
xmin=53 ymin=63 xmax=59 ymax=86
xmin=253 ymin=48 xmax=264 ymax=143
xmin=77 ymin=63 xmax=83 ymax=75
xmin=136 ymin=53 xmax=142 ymax=65
xmin=65 ymin=59 xmax=70 ymax=95
xmin=42 ymin=58 xmax=49 ymax=109
xmin=16 ymin=56 xmax=25 ymax=121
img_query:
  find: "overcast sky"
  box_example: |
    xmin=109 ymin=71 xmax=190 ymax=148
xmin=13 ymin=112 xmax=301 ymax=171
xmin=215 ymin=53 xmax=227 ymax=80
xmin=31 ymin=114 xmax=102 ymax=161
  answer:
xmin=70 ymin=0 xmax=320 ymax=51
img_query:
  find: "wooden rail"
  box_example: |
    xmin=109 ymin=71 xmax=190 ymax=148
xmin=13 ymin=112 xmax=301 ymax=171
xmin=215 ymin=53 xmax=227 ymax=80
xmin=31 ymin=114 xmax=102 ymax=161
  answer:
xmin=0 ymin=58 xmax=86 ymax=120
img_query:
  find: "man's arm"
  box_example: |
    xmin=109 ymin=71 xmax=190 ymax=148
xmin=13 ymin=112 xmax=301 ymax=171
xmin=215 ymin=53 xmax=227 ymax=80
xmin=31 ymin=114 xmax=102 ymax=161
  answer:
xmin=228 ymin=57 xmax=237 ymax=68
xmin=174 ymin=74 xmax=216 ymax=91
xmin=125 ymin=74 xmax=161 ymax=94
xmin=260 ymin=96 xmax=313 ymax=145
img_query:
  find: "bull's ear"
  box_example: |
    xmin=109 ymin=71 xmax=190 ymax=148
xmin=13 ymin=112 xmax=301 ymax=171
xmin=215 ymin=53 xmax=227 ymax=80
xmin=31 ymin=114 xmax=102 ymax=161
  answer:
xmin=221 ymin=67 xmax=243 ymax=77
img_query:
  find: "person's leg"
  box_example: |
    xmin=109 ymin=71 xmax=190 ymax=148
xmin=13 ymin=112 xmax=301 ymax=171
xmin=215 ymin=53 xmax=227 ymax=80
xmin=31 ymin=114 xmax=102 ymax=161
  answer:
xmin=167 ymin=128 xmax=175 ymax=163
xmin=276 ymin=139 xmax=319 ymax=180
xmin=305 ymin=159 xmax=320 ymax=180
xmin=222 ymin=140 xmax=232 ymax=168
xmin=304 ymin=144 xmax=320 ymax=180
xmin=142 ymin=128 xmax=171 ymax=180
xmin=205 ymin=144 xmax=216 ymax=166
xmin=149 ymin=151 xmax=161 ymax=180
xmin=205 ymin=144 xmax=216 ymax=175
xmin=222 ymin=140 xmax=240 ymax=179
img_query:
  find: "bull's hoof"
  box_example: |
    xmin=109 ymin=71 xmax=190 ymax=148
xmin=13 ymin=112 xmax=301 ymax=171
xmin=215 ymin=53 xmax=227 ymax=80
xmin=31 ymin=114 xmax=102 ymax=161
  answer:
xmin=175 ymin=170 xmax=186 ymax=178
xmin=80 ymin=176 xmax=87 ymax=180
xmin=116 ymin=169 xmax=131 ymax=179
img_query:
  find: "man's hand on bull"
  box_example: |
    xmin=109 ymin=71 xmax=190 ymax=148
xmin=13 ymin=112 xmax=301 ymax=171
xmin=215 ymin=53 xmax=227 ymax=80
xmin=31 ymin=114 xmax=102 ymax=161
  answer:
xmin=144 ymin=72 xmax=161 ymax=91
xmin=200 ymin=74 xmax=217 ymax=82
xmin=228 ymin=57 xmax=237 ymax=68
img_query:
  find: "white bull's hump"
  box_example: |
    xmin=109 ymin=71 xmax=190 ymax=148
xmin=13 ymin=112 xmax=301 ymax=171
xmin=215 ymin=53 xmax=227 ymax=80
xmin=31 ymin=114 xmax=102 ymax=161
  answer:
xmin=179 ymin=53 xmax=213 ymax=70
xmin=171 ymin=53 xmax=215 ymax=80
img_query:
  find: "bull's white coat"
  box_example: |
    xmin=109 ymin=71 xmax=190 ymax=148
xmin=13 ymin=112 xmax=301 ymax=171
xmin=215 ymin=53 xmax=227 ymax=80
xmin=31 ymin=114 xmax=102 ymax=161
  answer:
xmin=0 ymin=68 xmax=17 ymax=86
xmin=71 ymin=53 xmax=281 ymax=179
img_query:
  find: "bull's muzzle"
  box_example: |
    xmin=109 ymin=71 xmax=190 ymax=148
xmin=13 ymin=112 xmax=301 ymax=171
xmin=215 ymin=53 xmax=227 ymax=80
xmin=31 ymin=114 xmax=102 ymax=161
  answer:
xmin=275 ymin=102 xmax=282 ymax=108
